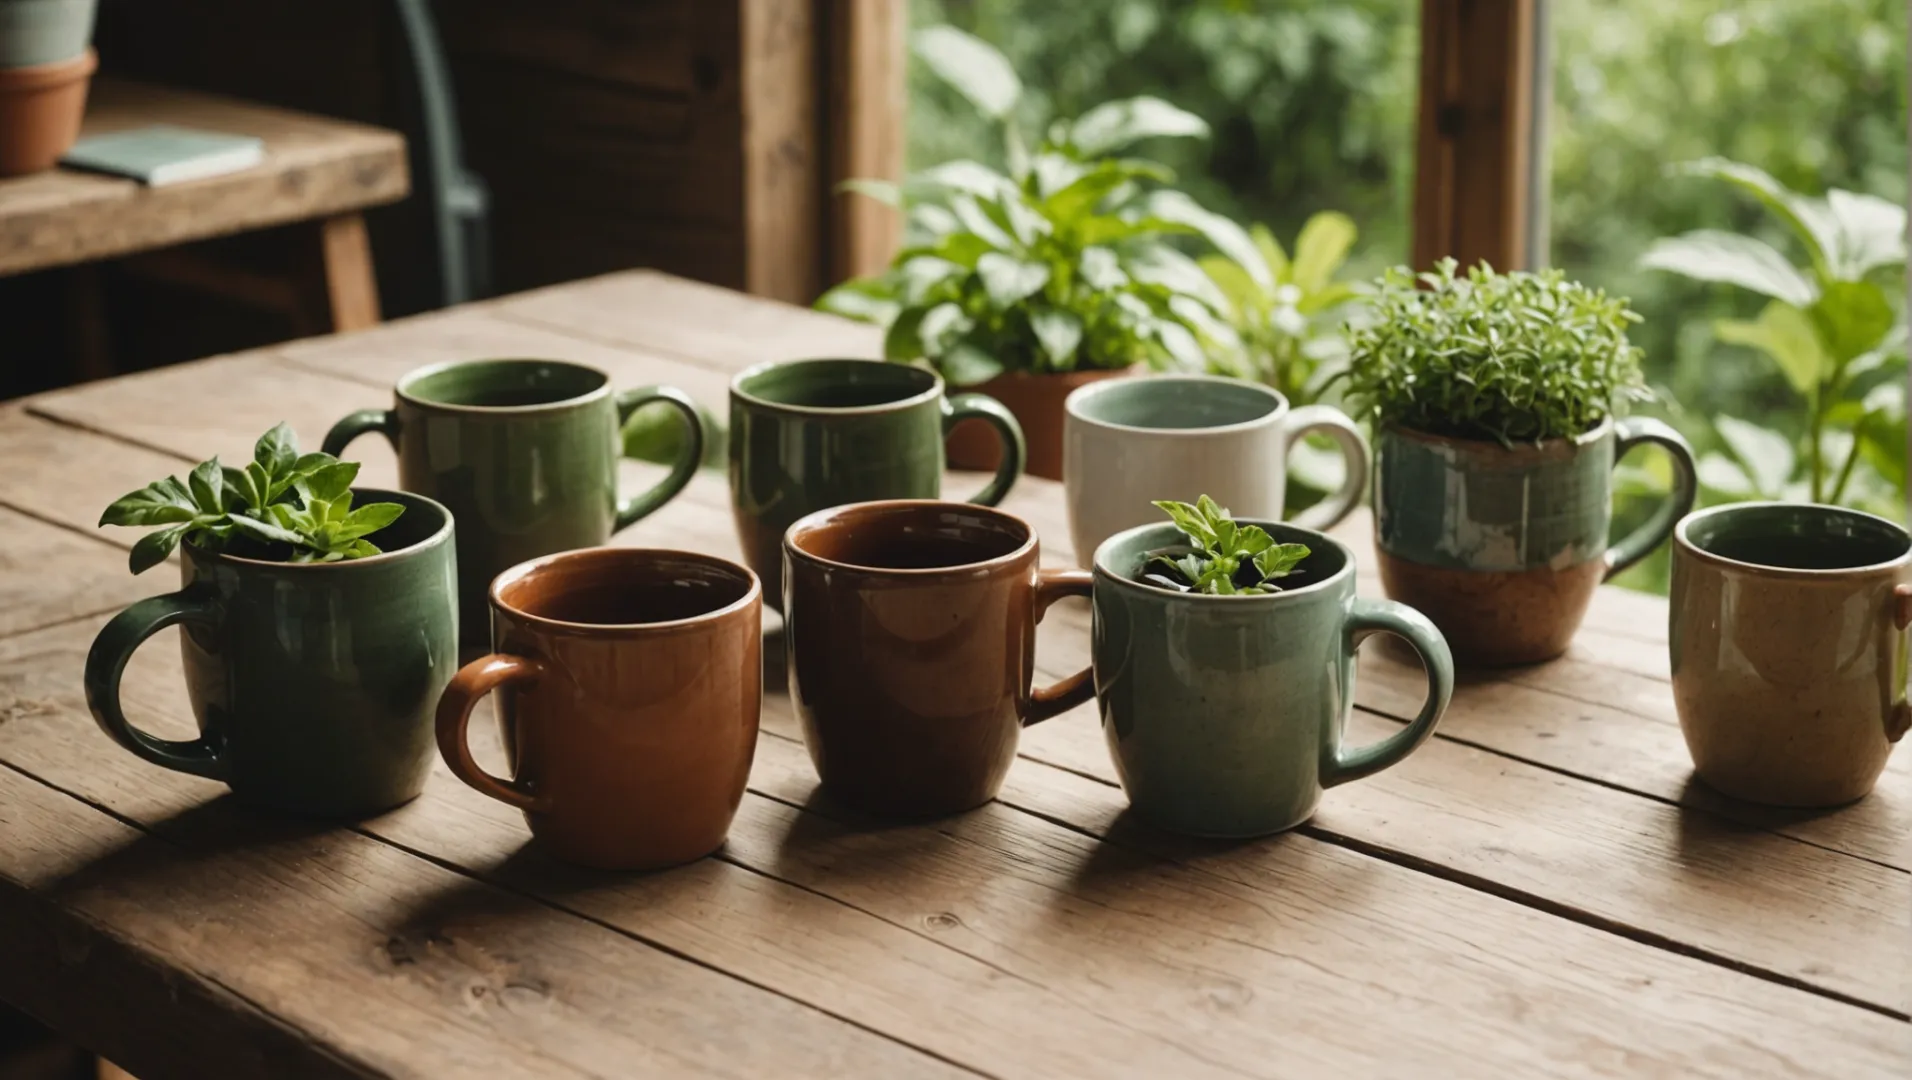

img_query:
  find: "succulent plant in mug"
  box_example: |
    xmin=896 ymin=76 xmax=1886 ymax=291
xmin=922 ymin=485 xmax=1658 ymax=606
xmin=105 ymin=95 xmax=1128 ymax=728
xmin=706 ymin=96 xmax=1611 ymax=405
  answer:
xmin=100 ymin=422 xmax=405 ymax=573
xmin=1138 ymin=496 xmax=1312 ymax=596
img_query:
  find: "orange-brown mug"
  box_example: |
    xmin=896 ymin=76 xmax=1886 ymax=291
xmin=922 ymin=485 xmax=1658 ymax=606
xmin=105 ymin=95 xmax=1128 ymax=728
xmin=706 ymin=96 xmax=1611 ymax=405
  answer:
xmin=436 ymin=548 xmax=762 ymax=870
xmin=783 ymin=499 xmax=1094 ymax=817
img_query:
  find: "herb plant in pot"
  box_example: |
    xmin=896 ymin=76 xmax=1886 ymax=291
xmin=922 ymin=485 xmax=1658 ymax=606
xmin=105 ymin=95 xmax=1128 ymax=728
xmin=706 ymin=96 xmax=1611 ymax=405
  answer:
xmin=0 ymin=0 xmax=98 ymax=176
xmin=1344 ymin=260 xmax=1698 ymax=666
xmin=83 ymin=423 xmax=459 ymax=818
xmin=818 ymin=26 xmax=1253 ymax=479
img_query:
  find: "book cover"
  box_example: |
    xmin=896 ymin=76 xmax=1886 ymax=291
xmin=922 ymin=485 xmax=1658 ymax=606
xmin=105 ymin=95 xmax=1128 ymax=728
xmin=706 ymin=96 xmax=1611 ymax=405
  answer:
xmin=62 ymin=125 xmax=265 ymax=186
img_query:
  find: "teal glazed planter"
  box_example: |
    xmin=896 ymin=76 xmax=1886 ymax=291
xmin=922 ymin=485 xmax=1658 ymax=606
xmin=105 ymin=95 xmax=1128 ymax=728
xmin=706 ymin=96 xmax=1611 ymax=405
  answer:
xmin=0 ymin=0 xmax=97 ymax=67
xmin=324 ymin=358 xmax=703 ymax=642
xmin=1092 ymin=520 xmax=1454 ymax=837
xmin=83 ymin=490 xmax=459 ymax=818
xmin=1373 ymin=417 xmax=1696 ymax=666
xmin=729 ymin=358 xmax=1023 ymax=607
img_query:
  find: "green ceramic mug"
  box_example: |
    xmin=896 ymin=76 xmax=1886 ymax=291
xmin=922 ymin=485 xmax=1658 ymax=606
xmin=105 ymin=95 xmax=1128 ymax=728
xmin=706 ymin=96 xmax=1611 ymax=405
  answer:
xmin=730 ymin=358 xmax=1025 ymax=607
xmin=1091 ymin=519 xmax=1454 ymax=837
xmin=83 ymin=490 xmax=458 ymax=818
xmin=324 ymin=358 xmax=703 ymax=642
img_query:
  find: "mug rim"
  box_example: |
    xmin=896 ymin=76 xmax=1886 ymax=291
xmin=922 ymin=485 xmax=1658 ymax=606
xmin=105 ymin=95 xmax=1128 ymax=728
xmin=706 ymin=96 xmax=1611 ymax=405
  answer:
xmin=1091 ymin=518 xmax=1354 ymax=602
xmin=730 ymin=357 xmax=943 ymax=417
xmin=395 ymin=358 xmax=614 ymax=415
xmin=783 ymin=498 xmax=1037 ymax=577
xmin=489 ymin=547 xmax=762 ymax=635
xmin=186 ymin=487 xmax=455 ymax=571
xmin=1674 ymin=501 xmax=1912 ymax=579
xmin=1065 ymin=373 xmax=1290 ymax=436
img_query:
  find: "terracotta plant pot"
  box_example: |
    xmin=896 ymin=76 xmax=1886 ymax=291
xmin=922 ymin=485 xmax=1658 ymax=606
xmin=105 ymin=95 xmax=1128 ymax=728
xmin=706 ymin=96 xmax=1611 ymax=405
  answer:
xmin=0 ymin=47 xmax=95 ymax=177
xmin=1371 ymin=418 xmax=1694 ymax=667
xmin=946 ymin=367 xmax=1133 ymax=480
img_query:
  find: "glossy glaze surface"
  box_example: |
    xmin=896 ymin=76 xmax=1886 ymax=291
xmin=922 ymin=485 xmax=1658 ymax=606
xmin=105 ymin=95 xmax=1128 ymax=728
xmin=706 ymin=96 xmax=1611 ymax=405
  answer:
xmin=729 ymin=358 xmax=1022 ymax=608
xmin=323 ymin=358 xmax=703 ymax=642
xmin=436 ymin=548 xmax=762 ymax=870
xmin=1670 ymin=502 xmax=1910 ymax=807
xmin=1062 ymin=374 xmax=1369 ymax=568
xmin=84 ymin=489 xmax=457 ymax=817
xmin=945 ymin=367 xmax=1129 ymax=479
xmin=783 ymin=500 xmax=1091 ymax=817
xmin=1092 ymin=520 xmax=1452 ymax=836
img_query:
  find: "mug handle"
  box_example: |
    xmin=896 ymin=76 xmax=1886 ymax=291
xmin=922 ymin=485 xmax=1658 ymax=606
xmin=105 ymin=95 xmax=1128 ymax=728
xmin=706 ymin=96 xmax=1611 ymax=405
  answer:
xmin=1889 ymin=585 xmax=1912 ymax=743
xmin=1604 ymin=416 xmax=1697 ymax=580
xmin=613 ymin=386 xmax=705 ymax=530
xmin=1026 ymin=569 xmax=1095 ymax=725
xmin=322 ymin=408 xmax=401 ymax=456
xmin=436 ymin=653 xmax=552 ymax=811
xmin=1321 ymin=598 xmax=1453 ymax=788
xmin=1284 ymin=404 xmax=1370 ymax=532
xmin=83 ymin=590 xmax=227 ymax=780
xmin=943 ymin=393 xmax=1025 ymax=507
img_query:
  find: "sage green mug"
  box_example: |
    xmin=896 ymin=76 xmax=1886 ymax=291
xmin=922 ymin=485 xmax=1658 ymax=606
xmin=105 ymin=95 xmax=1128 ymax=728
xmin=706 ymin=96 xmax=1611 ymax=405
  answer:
xmin=83 ymin=490 xmax=458 ymax=818
xmin=324 ymin=358 xmax=703 ymax=641
xmin=730 ymin=358 xmax=1024 ymax=607
xmin=1671 ymin=502 xmax=1911 ymax=807
xmin=1091 ymin=519 xmax=1454 ymax=836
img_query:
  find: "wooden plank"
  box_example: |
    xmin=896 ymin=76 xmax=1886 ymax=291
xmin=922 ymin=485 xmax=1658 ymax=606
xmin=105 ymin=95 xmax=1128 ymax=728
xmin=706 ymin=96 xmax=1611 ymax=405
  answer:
xmin=0 ymin=620 xmax=975 ymax=1080
xmin=1412 ymin=0 xmax=1535 ymax=271
xmin=824 ymin=0 xmax=906 ymax=283
xmin=0 ymin=506 xmax=155 ymax=640
xmin=316 ymin=214 xmax=381 ymax=332
xmin=741 ymin=0 xmax=825 ymax=303
xmin=440 ymin=0 xmax=699 ymax=96
xmin=0 ymin=411 xmax=201 ymax=541
xmin=0 ymin=80 xmax=407 ymax=277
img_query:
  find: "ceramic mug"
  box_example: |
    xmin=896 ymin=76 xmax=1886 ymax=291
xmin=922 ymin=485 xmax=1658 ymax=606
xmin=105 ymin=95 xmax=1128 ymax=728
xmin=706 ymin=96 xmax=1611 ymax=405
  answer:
xmin=1670 ymin=502 xmax=1911 ymax=807
xmin=782 ymin=500 xmax=1093 ymax=817
xmin=324 ymin=358 xmax=704 ymax=642
xmin=730 ymin=358 xmax=1024 ymax=607
xmin=436 ymin=548 xmax=762 ymax=870
xmin=84 ymin=490 xmax=458 ymax=817
xmin=1091 ymin=519 xmax=1453 ymax=837
xmin=1063 ymin=374 xmax=1370 ymax=567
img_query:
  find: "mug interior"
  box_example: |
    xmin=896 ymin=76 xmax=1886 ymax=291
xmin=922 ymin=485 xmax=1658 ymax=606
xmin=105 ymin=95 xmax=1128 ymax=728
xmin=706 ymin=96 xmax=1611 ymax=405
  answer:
xmin=734 ymin=358 xmax=938 ymax=411
xmin=787 ymin=502 xmax=1031 ymax=571
xmin=355 ymin=489 xmax=451 ymax=555
xmin=1071 ymin=376 xmax=1283 ymax=431
xmin=495 ymin=549 xmax=756 ymax=627
xmin=401 ymin=359 xmax=608 ymax=409
xmin=1681 ymin=503 xmax=1911 ymax=572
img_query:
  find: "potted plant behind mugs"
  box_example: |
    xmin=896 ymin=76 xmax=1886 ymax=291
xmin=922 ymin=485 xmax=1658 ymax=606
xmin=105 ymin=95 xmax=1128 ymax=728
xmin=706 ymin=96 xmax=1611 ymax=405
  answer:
xmin=83 ymin=423 xmax=459 ymax=818
xmin=817 ymin=25 xmax=1257 ymax=479
xmin=0 ymin=0 xmax=98 ymax=176
xmin=1343 ymin=259 xmax=1698 ymax=666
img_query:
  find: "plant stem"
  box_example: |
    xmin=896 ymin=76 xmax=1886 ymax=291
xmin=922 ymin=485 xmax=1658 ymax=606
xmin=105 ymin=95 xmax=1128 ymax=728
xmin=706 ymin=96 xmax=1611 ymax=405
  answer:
xmin=1828 ymin=415 xmax=1868 ymax=506
xmin=1808 ymin=383 xmax=1826 ymax=503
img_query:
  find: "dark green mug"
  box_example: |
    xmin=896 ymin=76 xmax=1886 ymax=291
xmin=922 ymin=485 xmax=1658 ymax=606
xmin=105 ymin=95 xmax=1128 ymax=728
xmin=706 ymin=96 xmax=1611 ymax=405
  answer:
xmin=83 ymin=490 xmax=458 ymax=818
xmin=324 ymin=358 xmax=703 ymax=642
xmin=1091 ymin=519 xmax=1454 ymax=837
xmin=729 ymin=358 xmax=1024 ymax=606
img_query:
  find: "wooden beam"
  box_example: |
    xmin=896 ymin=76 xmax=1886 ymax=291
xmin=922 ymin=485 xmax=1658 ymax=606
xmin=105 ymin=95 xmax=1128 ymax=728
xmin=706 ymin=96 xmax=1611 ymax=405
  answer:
xmin=741 ymin=0 xmax=824 ymax=303
xmin=824 ymin=0 xmax=906 ymax=284
xmin=1412 ymin=0 xmax=1537 ymax=272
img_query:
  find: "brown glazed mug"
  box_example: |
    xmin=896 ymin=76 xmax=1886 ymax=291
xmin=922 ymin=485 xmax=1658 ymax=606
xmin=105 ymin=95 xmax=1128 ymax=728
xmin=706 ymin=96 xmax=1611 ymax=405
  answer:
xmin=436 ymin=548 xmax=763 ymax=870
xmin=782 ymin=500 xmax=1094 ymax=817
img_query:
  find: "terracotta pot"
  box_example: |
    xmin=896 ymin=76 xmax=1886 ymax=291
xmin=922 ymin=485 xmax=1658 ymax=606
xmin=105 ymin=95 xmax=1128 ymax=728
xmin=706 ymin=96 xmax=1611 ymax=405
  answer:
xmin=0 ymin=47 xmax=95 ymax=177
xmin=945 ymin=367 xmax=1133 ymax=480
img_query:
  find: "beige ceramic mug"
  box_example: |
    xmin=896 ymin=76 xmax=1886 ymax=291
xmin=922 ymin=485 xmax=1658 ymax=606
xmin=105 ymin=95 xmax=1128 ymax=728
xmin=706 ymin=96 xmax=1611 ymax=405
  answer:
xmin=1670 ymin=502 xmax=1910 ymax=807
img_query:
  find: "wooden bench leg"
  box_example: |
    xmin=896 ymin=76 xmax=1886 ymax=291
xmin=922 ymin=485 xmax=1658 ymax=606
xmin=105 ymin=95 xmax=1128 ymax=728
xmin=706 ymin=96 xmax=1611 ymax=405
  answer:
xmin=316 ymin=212 xmax=381 ymax=332
xmin=98 ymin=1057 xmax=137 ymax=1080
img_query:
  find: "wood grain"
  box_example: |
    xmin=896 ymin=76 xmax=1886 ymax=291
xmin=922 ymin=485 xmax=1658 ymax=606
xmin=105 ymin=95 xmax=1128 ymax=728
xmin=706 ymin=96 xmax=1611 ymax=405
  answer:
xmin=316 ymin=214 xmax=380 ymax=332
xmin=0 ymin=506 xmax=154 ymax=641
xmin=0 ymin=80 xmax=407 ymax=277
xmin=741 ymin=0 xmax=824 ymax=303
xmin=824 ymin=0 xmax=905 ymax=283
xmin=1412 ymin=0 xmax=1536 ymax=271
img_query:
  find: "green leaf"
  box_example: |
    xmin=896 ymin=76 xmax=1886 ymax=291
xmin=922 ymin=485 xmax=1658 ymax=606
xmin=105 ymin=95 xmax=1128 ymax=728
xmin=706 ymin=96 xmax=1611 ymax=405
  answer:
xmin=908 ymin=160 xmax=1017 ymax=201
xmin=1638 ymin=231 xmax=1817 ymax=307
xmin=330 ymin=501 xmax=405 ymax=542
xmin=1250 ymin=223 xmax=1290 ymax=284
xmin=226 ymin=513 xmax=307 ymax=547
xmin=99 ymin=477 xmax=199 ymax=527
xmin=883 ymin=304 xmax=930 ymax=361
xmin=1714 ymin=301 xmax=1830 ymax=395
xmin=1824 ymin=189 xmax=1907 ymax=280
xmin=290 ymin=452 xmax=334 ymax=477
xmin=1289 ymin=212 xmax=1357 ymax=294
xmin=188 ymin=457 xmax=225 ymax=515
xmin=815 ymin=277 xmax=902 ymax=325
xmin=836 ymin=178 xmax=900 ymax=206
xmin=253 ymin=422 xmax=298 ymax=477
xmin=1152 ymin=499 xmax=1218 ymax=548
xmin=1254 ymin=543 xmax=1311 ymax=580
xmin=1141 ymin=191 xmax=1271 ymax=291
xmin=1714 ymin=415 xmax=1797 ymax=497
xmin=1199 ymin=255 xmax=1261 ymax=312
xmin=939 ymin=342 xmax=1004 ymax=387
xmin=976 ymin=252 xmax=1051 ymax=307
xmin=1067 ymin=96 xmax=1209 ymax=157
xmin=304 ymin=461 xmax=360 ymax=503
xmin=912 ymin=26 xmax=1020 ymax=120
xmin=1028 ymin=307 xmax=1084 ymax=367
xmin=1078 ymin=246 xmax=1128 ymax=290
xmin=1674 ymin=159 xmax=1836 ymax=279
xmin=1808 ymin=280 xmax=1896 ymax=367
xmin=1233 ymin=525 xmax=1275 ymax=556
xmin=129 ymin=523 xmax=191 ymax=574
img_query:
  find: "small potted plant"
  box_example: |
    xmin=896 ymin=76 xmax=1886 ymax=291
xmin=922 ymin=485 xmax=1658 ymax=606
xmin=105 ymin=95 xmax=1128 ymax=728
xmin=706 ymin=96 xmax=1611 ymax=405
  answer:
xmin=83 ymin=423 xmax=460 ymax=818
xmin=1342 ymin=259 xmax=1697 ymax=666
xmin=0 ymin=0 xmax=98 ymax=176
xmin=818 ymin=26 xmax=1252 ymax=479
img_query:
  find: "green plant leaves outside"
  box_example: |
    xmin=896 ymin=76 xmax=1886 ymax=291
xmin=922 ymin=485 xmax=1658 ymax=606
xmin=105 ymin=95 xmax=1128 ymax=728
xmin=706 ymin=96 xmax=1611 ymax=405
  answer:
xmin=1067 ymin=96 xmax=1209 ymax=157
xmin=1714 ymin=301 xmax=1828 ymax=395
xmin=913 ymin=26 xmax=1022 ymax=120
xmin=1638 ymin=230 xmax=1817 ymax=307
xmin=976 ymin=252 xmax=1051 ymax=307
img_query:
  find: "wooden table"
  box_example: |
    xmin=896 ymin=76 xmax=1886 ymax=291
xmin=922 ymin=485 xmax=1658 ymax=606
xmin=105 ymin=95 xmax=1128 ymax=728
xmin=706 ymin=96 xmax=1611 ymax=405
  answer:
xmin=0 ymin=271 xmax=1906 ymax=1079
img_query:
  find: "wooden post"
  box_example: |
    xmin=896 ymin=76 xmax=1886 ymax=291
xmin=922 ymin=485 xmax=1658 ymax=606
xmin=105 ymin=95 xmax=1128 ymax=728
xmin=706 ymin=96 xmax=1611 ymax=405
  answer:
xmin=824 ymin=0 xmax=906 ymax=284
xmin=316 ymin=212 xmax=382 ymax=332
xmin=1412 ymin=0 xmax=1537 ymax=272
xmin=741 ymin=0 xmax=825 ymax=304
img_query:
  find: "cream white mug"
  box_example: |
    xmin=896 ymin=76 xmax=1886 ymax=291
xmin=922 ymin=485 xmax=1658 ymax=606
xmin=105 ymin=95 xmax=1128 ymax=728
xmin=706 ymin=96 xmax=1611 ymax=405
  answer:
xmin=1062 ymin=375 xmax=1369 ymax=568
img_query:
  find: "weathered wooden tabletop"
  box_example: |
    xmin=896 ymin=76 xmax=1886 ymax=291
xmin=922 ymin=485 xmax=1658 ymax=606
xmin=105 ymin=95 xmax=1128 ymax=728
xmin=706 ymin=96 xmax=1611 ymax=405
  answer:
xmin=0 ymin=271 xmax=1906 ymax=1079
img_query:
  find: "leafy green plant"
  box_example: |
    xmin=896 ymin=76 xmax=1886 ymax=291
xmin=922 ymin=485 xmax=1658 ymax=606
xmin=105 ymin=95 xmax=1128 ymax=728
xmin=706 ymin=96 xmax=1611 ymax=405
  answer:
xmin=815 ymin=25 xmax=1258 ymax=385
xmin=1641 ymin=158 xmax=1906 ymax=509
xmin=100 ymin=423 xmax=405 ymax=574
xmin=1341 ymin=259 xmax=1649 ymax=445
xmin=1200 ymin=211 xmax=1363 ymax=404
xmin=1140 ymin=496 xmax=1311 ymax=595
